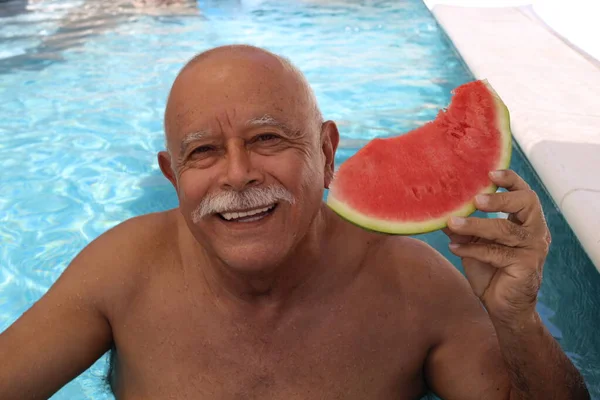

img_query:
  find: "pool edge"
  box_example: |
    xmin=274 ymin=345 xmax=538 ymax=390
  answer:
xmin=425 ymin=3 xmax=600 ymax=272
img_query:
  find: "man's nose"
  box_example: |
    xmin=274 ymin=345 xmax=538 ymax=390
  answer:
xmin=220 ymin=140 xmax=263 ymax=191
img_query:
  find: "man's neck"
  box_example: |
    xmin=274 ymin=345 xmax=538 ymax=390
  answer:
xmin=189 ymin=205 xmax=335 ymax=318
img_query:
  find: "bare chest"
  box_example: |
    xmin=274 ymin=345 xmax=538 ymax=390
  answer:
xmin=111 ymin=282 xmax=429 ymax=399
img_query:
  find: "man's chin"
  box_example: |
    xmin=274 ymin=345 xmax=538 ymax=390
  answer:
xmin=189 ymin=203 xmax=298 ymax=271
xmin=215 ymin=241 xmax=287 ymax=275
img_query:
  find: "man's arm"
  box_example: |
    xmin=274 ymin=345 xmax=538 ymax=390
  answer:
xmin=492 ymin=311 xmax=589 ymax=400
xmin=0 ymin=218 xmax=142 ymax=399
xmin=414 ymin=240 xmax=589 ymax=399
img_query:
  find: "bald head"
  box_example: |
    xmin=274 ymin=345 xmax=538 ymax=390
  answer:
xmin=180 ymin=45 xmax=307 ymax=82
xmin=163 ymin=45 xmax=323 ymax=154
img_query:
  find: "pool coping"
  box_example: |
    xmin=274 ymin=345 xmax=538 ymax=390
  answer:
xmin=426 ymin=3 xmax=600 ymax=272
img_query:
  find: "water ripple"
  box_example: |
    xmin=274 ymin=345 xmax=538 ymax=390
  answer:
xmin=1 ymin=0 xmax=599 ymax=399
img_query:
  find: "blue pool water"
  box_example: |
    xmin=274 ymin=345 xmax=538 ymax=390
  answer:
xmin=1 ymin=0 xmax=599 ymax=398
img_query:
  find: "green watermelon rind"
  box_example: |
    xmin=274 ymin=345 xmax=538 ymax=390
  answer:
xmin=327 ymin=79 xmax=513 ymax=235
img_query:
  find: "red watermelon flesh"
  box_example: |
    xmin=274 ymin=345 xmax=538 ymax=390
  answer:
xmin=327 ymin=79 xmax=512 ymax=234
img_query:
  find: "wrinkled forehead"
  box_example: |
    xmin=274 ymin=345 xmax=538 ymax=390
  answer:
xmin=164 ymin=56 xmax=312 ymax=145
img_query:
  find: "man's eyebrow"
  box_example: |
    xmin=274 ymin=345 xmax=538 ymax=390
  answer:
xmin=246 ymin=115 xmax=300 ymax=137
xmin=178 ymin=116 xmax=299 ymax=155
xmin=179 ymin=130 xmax=211 ymax=155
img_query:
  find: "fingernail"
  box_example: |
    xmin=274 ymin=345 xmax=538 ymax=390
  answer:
xmin=449 ymin=243 xmax=460 ymax=249
xmin=475 ymin=194 xmax=489 ymax=206
xmin=489 ymin=170 xmax=504 ymax=179
xmin=450 ymin=216 xmax=466 ymax=226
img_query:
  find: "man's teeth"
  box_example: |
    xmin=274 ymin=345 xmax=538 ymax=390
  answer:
xmin=220 ymin=205 xmax=275 ymax=221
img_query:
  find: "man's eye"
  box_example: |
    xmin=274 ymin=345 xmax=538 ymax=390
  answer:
xmin=191 ymin=145 xmax=214 ymax=154
xmin=255 ymin=133 xmax=279 ymax=142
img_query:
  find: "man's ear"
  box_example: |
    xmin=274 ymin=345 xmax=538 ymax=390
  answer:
xmin=158 ymin=150 xmax=178 ymax=189
xmin=321 ymin=120 xmax=340 ymax=189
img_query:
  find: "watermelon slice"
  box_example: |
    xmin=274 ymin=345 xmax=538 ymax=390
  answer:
xmin=327 ymin=79 xmax=512 ymax=235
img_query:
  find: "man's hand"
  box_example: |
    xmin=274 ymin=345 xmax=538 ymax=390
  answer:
xmin=436 ymin=169 xmax=589 ymax=400
xmin=444 ymin=169 xmax=551 ymax=323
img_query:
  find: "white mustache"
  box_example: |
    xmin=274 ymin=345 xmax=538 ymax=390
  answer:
xmin=191 ymin=185 xmax=295 ymax=222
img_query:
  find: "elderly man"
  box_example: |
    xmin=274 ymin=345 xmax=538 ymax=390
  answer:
xmin=0 ymin=45 xmax=589 ymax=399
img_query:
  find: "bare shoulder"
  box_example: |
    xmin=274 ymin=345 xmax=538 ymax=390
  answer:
xmin=372 ymin=235 xmax=516 ymax=398
xmin=369 ymin=235 xmax=471 ymax=291
xmin=368 ymin=235 xmax=488 ymax=331
xmin=64 ymin=210 xmax=180 ymax=318
xmin=89 ymin=209 xmax=178 ymax=259
xmin=0 ymin=211 xmax=180 ymax=399
xmin=73 ymin=210 xmax=177 ymax=273
xmin=363 ymin=234 xmax=507 ymax=391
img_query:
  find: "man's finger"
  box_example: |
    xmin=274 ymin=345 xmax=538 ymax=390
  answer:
xmin=489 ymin=169 xmax=531 ymax=192
xmin=441 ymin=227 xmax=462 ymax=241
xmin=442 ymin=227 xmax=481 ymax=244
xmin=448 ymin=242 xmax=520 ymax=268
xmin=474 ymin=189 xmax=541 ymax=226
xmin=447 ymin=216 xmax=531 ymax=247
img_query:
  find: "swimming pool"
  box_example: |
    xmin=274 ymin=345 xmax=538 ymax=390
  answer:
xmin=1 ymin=0 xmax=598 ymax=398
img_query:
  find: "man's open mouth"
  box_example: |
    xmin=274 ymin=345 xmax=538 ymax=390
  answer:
xmin=217 ymin=204 xmax=277 ymax=223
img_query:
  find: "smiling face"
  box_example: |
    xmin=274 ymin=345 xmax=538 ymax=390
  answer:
xmin=159 ymin=46 xmax=339 ymax=274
